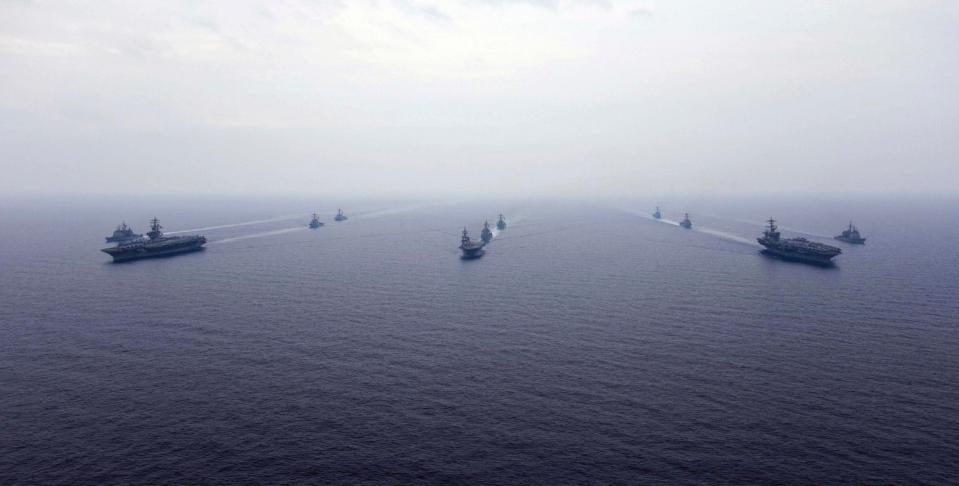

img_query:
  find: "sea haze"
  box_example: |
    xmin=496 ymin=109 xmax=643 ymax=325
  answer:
xmin=1 ymin=196 xmax=958 ymax=484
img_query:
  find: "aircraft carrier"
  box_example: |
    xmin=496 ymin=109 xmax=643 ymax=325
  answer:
xmin=757 ymin=218 xmax=841 ymax=265
xmin=101 ymin=218 xmax=206 ymax=263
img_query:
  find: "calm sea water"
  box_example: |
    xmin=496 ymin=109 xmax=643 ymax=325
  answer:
xmin=1 ymin=195 xmax=958 ymax=484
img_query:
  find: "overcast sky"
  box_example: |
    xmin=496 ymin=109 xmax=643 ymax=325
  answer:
xmin=1 ymin=0 xmax=956 ymax=197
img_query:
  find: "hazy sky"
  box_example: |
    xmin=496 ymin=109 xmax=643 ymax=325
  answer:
xmin=1 ymin=0 xmax=956 ymax=197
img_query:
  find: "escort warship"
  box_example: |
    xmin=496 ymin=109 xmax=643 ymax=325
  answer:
xmin=481 ymin=221 xmax=494 ymax=244
xmin=459 ymin=228 xmax=486 ymax=259
xmin=101 ymin=218 xmax=207 ymax=263
xmin=834 ymin=222 xmax=866 ymax=244
xmin=496 ymin=214 xmax=507 ymax=230
xmin=679 ymin=213 xmax=692 ymax=229
xmin=334 ymin=209 xmax=348 ymax=222
xmin=105 ymin=222 xmax=142 ymax=244
xmin=757 ymin=218 xmax=842 ymax=265
xmin=309 ymin=213 xmax=324 ymax=229
xmin=653 ymin=206 xmax=662 ymax=219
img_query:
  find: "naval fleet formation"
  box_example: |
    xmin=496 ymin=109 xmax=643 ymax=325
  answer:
xmin=102 ymin=207 xmax=865 ymax=266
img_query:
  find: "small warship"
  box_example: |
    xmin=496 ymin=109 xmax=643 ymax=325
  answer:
xmin=334 ymin=209 xmax=348 ymax=222
xmin=459 ymin=227 xmax=485 ymax=259
xmin=653 ymin=206 xmax=662 ymax=219
xmin=481 ymin=221 xmax=494 ymax=244
xmin=101 ymin=217 xmax=206 ymax=263
xmin=496 ymin=214 xmax=506 ymax=230
xmin=679 ymin=213 xmax=692 ymax=229
xmin=105 ymin=222 xmax=142 ymax=244
xmin=834 ymin=222 xmax=866 ymax=244
xmin=757 ymin=218 xmax=841 ymax=265
xmin=309 ymin=213 xmax=324 ymax=229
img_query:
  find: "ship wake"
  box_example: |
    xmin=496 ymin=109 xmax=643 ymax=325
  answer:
xmin=211 ymin=227 xmax=307 ymax=244
xmin=167 ymin=215 xmax=301 ymax=234
xmin=696 ymin=228 xmax=760 ymax=247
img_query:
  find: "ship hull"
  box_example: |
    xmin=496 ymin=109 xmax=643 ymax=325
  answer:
xmin=759 ymin=248 xmax=836 ymax=266
xmin=102 ymin=240 xmax=206 ymax=263
xmin=834 ymin=236 xmax=865 ymax=244
xmin=461 ymin=249 xmax=485 ymax=259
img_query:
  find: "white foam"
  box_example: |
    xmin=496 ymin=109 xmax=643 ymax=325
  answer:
xmin=211 ymin=227 xmax=307 ymax=244
xmin=167 ymin=215 xmax=301 ymax=234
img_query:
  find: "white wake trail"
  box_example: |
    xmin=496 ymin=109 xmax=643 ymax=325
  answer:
xmin=168 ymin=215 xmax=302 ymax=234
xmin=211 ymin=227 xmax=307 ymax=244
xmin=696 ymin=227 xmax=760 ymax=246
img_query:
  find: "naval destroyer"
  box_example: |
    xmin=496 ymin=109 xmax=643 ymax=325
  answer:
xmin=834 ymin=222 xmax=866 ymax=244
xmin=653 ymin=206 xmax=662 ymax=219
xmin=679 ymin=213 xmax=692 ymax=229
xmin=459 ymin=228 xmax=485 ymax=259
xmin=481 ymin=221 xmax=494 ymax=244
xmin=496 ymin=214 xmax=506 ymax=230
xmin=105 ymin=222 xmax=142 ymax=244
xmin=101 ymin=218 xmax=206 ymax=262
xmin=757 ymin=218 xmax=841 ymax=265
xmin=309 ymin=213 xmax=324 ymax=229
xmin=334 ymin=209 xmax=348 ymax=222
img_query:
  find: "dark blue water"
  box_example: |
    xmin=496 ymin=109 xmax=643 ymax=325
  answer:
xmin=2 ymin=195 xmax=958 ymax=484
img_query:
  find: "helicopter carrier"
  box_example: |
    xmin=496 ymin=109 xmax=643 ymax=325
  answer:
xmin=757 ymin=218 xmax=841 ymax=265
xmin=105 ymin=222 xmax=142 ymax=244
xmin=459 ymin=228 xmax=485 ymax=259
xmin=101 ymin=218 xmax=206 ymax=262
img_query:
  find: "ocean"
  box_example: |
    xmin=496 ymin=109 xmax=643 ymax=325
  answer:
xmin=1 ymin=195 xmax=958 ymax=484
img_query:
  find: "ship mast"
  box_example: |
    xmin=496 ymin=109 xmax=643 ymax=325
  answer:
xmin=764 ymin=218 xmax=780 ymax=240
xmin=147 ymin=217 xmax=163 ymax=240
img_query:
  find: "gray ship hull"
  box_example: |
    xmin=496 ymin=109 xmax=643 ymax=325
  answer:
xmin=102 ymin=237 xmax=206 ymax=263
xmin=834 ymin=236 xmax=866 ymax=244
xmin=461 ymin=248 xmax=485 ymax=259
xmin=759 ymin=248 xmax=836 ymax=266
xmin=104 ymin=244 xmax=205 ymax=262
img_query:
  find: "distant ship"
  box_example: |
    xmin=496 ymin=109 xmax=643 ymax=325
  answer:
xmin=757 ymin=218 xmax=841 ymax=265
xmin=334 ymin=209 xmax=348 ymax=222
xmin=481 ymin=221 xmax=494 ymax=244
xmin=496 ymin=214 xmax=506 ymax=230
xmin=459 ymin=227 xmax=485 ymax=259
xmin=101 ymin=218 xmax=206 ymax=263
xmin=105 ymin=222 xmax=142 ymax=244
xmin=309 ymin=213 xmax=324 ymax=229
xmin=834 ymin=222 xmax=866 ymax=244
xmin=653 ymin=206 xmax=662 ymax=219
xmin=679 ymin=213 xmax=692 ymax=229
